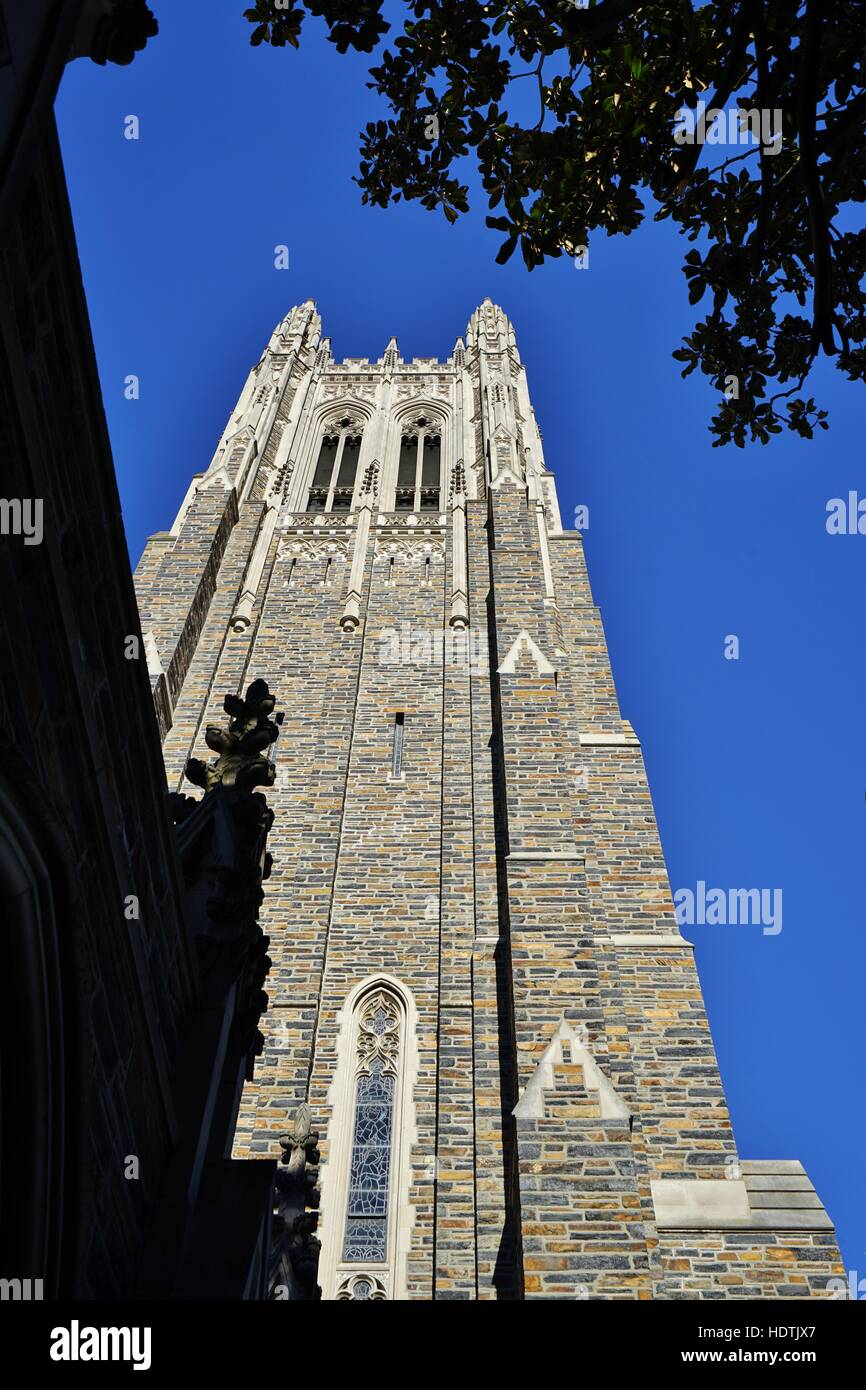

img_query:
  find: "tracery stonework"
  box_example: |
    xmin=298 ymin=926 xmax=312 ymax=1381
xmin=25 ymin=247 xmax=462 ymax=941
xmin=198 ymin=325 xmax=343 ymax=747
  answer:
xmin=134 ymin=298 xmax=845 ymax=1301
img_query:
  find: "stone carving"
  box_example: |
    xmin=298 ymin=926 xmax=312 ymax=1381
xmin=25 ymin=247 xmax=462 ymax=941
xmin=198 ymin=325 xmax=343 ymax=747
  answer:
xmin=336 ymin=1273 xmax=387 ymax=1300
xmin=449 ymin=459 xmax=467 ymax=500
xmin=321 ymin=382 xmax=376 ymax=402
xmin=185 ymin=679 xmax=280 ymax=794
xmin=168 ymin=683 xmax=282 ymax=1089
xmin=270 ymin=1104 xmax=322 ymax=1300
xmin=356 ymin=990 xmax=401 ymax=1077
xmin=280 ymin=513 xmax=356 ymax=530
xmin=268 ymin=458 xmax=296 ymax=505
xmin=375 ymin=537 xmax=445 ymax=560
xmin=282 ymin=538 xmax=349 ymax=560
xmin=360 ymin=459 xmax=380 ymax=497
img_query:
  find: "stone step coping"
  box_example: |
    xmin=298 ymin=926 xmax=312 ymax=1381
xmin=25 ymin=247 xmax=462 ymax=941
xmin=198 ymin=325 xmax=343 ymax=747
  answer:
xmin=744 ymin=1175 xmax=815 ymax=1192
xmin=650 ymin=1177 xmax=834 ymax=1232
xmin=748 ymin=1193 xmax=824 ymax=1209
xmin=739 ymin=1160 xmax=805 ymax=1175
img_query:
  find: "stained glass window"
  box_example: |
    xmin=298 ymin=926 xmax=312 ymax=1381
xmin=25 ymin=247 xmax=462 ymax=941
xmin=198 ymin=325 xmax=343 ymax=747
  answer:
xmin=342 ymin=991 xmax=401 ymax=1264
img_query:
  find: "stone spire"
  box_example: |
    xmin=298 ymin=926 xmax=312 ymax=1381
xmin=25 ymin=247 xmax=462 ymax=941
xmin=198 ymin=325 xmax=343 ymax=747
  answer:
xmin=466 ymin=297 xmax=520 ymax=360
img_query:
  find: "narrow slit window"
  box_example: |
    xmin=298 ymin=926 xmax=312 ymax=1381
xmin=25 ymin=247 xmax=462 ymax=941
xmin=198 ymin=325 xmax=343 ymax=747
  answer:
xmin=392 ymin=712 xmax=405 ymax=778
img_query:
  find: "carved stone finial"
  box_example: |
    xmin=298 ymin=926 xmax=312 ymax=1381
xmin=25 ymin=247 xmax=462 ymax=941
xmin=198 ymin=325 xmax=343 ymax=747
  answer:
xmin=185 ymin=679 xmax=281 ymax=794
xmin=272 ymin=1104 xmax=322 ymax=1299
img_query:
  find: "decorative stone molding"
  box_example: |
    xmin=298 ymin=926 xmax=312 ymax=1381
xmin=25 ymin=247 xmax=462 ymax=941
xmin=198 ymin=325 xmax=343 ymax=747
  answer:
xmin=280 ymin=538 xmax=349 ymax=560
xmin=374 ymin=537 xmax=445 ymax=560
xmin=497 ymin=631 xmax=556 ymax=677
xmin=335 ymin=1273 xmax=387 ymax=1300
xmin=279 ymin=514 xmax=357 ymax=532
xmin=513 ymin=1019 xmax=632 ymax=1124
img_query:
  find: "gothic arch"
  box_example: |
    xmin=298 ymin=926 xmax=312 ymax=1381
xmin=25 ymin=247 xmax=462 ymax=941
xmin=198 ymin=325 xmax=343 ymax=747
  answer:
xmin=284 ymin=399 xmax=376 ymax=514
xmin=318 ymin=975 xmax=418 ymax=1301
xmin=385 ymin=400 xmax=452 ymax=510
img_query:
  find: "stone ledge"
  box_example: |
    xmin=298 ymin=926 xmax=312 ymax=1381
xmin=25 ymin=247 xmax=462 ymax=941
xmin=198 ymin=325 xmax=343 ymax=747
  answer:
xmin=580 ymin=722 xmax=641 ymax=747
xmin=507 ymin=850 xmax=584 ymax=862
xmin=609 ymin=934 xmax=694 ymax=949
xmin=652 ymin=1174 xmax=835 ymax=1231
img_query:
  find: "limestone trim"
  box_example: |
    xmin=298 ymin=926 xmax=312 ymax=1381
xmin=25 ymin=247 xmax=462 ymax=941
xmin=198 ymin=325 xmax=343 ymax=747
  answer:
xmin=507 ymin=850 xmax=583 ymax=862
xmin=513 ymin=1018 xmax=631 ymax=1123
xmin=609 ymin=933 xmax=694 ymax=949
xmin=580 ymin=725 xmax=641 ymax=747
xmin=651 ymin=1168 xmax=836 ymax=1231
xmin=318 ymin=975 xmax=419 ymax=1301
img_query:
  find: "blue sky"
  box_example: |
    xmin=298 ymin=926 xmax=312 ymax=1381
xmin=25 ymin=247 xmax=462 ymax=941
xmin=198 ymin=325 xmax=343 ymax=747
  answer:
xmin=56 ymin=2 xmax=864 ymax=1273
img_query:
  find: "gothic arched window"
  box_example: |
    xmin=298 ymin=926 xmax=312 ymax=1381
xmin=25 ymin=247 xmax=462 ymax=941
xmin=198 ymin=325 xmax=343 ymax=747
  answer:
xmin=342 ymin=990 xmax=401 ymax=1263
xmin=324 ymin=982 xmax=413 ymax=1301
xmin=395 ymin=417 xmax=440 ymax=511
xmin=307 ymin=418 xmax=363 ymax=512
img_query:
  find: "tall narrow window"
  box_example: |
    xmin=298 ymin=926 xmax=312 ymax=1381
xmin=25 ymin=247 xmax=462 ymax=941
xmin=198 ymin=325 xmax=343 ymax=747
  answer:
xmin=307 ymin=420 xmax=363 ymax=512
xmin=393 ymin=418 xmax=441 ymax=511
xmin=392 ymin=712 xmax=405 ymax=778
xmin=420 ymin=434 xmax=441 ymax=509
xmin=342 ymin=990 xmax=402 ymax=1265
xmin=395 ymin=436 xmax=417 ymax=510
xmin=307 ymin=436 xmax=338 ymax=511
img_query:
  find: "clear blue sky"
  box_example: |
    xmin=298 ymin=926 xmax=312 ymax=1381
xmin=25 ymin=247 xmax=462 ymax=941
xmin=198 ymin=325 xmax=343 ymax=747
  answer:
xmin=56 ymin=2 xmax=865 ymax=1274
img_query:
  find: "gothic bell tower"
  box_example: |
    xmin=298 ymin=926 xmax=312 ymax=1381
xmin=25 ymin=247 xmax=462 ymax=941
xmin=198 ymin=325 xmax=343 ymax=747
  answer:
xmin=134 ymin=299 xmax=843 ymax=1300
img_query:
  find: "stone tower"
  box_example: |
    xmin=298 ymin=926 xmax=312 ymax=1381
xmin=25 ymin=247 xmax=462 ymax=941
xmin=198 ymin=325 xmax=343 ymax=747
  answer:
xmin=134 ymin=299 xmax=843 ymax=1301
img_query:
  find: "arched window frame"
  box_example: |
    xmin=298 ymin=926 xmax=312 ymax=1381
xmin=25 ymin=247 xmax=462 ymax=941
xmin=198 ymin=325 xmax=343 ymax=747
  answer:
xmin=319 ymin=976 xmax=418 ymax=1301
xmin=306 ymin=415 xmax=364 ymax=513
xmin=386 ymin=409 xmax=449 ymax=513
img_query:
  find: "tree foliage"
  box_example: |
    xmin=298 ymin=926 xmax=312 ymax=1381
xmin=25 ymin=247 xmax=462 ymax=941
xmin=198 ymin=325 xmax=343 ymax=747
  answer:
xmin=243 ymin=1 xmax=866 ymax=446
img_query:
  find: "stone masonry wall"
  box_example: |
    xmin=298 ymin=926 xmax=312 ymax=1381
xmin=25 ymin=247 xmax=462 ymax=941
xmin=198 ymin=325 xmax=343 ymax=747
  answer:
xmin=137 ymin=300 xmax=844 ymax=1300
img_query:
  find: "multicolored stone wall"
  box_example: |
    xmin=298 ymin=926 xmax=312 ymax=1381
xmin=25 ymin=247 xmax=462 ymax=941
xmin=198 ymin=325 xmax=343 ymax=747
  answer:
xmin=133 ymin=299 xmax=844 ymax=1300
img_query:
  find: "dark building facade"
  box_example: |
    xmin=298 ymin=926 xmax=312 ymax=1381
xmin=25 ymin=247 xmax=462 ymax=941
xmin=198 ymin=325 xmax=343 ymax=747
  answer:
xmin=0 ymin=0 xmax=312 ymax=1302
